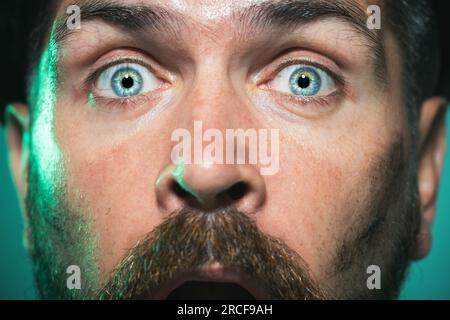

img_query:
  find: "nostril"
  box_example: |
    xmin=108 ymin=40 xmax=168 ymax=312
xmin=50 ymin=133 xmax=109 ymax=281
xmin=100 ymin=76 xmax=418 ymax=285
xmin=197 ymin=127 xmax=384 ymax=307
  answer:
xmin=157 ymin=164 xmax=265 ymax=213
xmin=168 ymin=178 xmax=253 ymax=210
xmin=170 ymin=180 xmax=191 ymax=199
xmin=226 ymin=182 xmax=248 ymax=201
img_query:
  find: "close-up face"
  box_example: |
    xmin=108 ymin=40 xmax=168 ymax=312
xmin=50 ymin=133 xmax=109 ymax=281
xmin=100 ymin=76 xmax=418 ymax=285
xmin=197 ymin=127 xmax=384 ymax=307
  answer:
xmin=3 ymin=0 xmax=448 ymax=300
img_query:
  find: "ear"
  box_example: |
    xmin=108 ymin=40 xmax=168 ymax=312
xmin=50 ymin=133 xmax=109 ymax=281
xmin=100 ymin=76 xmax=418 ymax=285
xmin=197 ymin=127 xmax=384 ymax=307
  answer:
xmin=4 ymin=102 xmax=32 ymax=254
xmin=413 ymin=96 xmax=448 ymax=260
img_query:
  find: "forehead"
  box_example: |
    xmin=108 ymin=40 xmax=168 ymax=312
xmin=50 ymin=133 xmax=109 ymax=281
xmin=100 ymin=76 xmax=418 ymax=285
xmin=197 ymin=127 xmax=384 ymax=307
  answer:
xmin=58 ymin=0 xmax=384 ymax=23
xmin=53 ymin=0 xmax=388 ymax=52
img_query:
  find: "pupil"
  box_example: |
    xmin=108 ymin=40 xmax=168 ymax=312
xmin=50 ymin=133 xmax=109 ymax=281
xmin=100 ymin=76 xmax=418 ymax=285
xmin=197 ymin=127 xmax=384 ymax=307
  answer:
xmin=297 ymin=74 xmax=310 ymax=88
xmin=122 ymin=76 xmax=134 ymax=89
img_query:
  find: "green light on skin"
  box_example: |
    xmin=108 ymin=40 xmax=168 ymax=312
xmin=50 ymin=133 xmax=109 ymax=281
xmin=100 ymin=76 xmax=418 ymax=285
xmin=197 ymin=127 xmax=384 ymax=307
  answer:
xmin=26 ymin=21 xmax=100 ymax=297
xmin=156 ymin=158 xmax=202 ymax=203
xmin=87 ymin=92 xmax=97 ymax=108
xmin=28 ymin=21 xmax=63 ymax=205
xmin=4 ymin=104 xmax=29 ymax=128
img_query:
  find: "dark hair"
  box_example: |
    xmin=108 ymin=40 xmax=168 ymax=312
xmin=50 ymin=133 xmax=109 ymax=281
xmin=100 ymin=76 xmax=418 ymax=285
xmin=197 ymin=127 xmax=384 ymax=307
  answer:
xmin=0 ymin=0 xmax=55 ymax=123
xmin=387 ymin=0 xmax=442 ymax=143
xmin=0 ymin=0 xmax=448 ymax=125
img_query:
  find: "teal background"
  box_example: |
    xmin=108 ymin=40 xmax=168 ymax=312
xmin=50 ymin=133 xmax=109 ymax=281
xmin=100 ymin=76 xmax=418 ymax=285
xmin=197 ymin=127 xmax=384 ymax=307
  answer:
xmin=0 ymin=114 xmax=449 ymax=299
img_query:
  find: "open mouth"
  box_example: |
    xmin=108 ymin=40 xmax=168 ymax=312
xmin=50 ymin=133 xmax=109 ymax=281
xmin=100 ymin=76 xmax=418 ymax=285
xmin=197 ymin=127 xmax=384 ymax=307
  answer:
xmin=154 ymin=262 xmax=271 ymax=300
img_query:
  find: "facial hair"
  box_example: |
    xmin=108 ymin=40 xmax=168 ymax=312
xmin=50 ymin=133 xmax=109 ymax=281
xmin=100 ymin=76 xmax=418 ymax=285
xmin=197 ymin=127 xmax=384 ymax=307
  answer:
xmin=97 ymin=207 xmax=327 ymax=299
xmin=26 ymin=137 xmax=420 ymax=300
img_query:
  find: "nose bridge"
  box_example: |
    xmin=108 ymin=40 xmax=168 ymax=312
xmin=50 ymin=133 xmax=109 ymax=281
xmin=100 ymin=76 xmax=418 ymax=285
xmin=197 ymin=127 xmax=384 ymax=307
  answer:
xmin=155 ymin=52 xmax=267 ymax=214
xmin=187 ymin=51 xmax=247 ymax=129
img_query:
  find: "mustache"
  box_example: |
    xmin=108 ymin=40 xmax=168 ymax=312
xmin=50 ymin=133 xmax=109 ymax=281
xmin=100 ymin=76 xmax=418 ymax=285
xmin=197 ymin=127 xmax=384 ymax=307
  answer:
xmin=97 ymin=207 xmax=326 ymax=299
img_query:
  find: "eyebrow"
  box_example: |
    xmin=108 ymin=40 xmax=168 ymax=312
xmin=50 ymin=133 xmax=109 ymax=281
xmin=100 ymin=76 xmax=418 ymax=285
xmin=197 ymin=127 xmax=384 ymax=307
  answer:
xmin=55 ymin=0 xmax=186 ymax=44
xmin=55 ymin=0 xmax=385 ymax=78
xmin=240 ymin=0 xmax=386 ymax=78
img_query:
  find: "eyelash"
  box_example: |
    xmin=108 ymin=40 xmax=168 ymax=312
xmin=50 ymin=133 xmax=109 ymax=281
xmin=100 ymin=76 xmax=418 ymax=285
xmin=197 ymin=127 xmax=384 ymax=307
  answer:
xmin=259 ymin=59 xmax=348 ymax=110
xmin=84 ymin=56 xmax=347 ymax=112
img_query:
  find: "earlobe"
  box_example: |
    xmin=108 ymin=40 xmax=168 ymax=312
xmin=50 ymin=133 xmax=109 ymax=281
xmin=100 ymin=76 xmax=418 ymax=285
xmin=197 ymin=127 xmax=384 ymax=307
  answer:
xmin=5 ymin=103 xmax=30 ymax=199
xmin=413 ymin=96 xmax=448 ymax=260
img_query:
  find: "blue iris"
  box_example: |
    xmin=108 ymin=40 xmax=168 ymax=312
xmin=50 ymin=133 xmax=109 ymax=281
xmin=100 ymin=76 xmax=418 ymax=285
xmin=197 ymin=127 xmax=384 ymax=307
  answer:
xmin=288 ymin=66 xmax=322 ymax=96
xmin=111 ymin=66 xmax=144 ymax=97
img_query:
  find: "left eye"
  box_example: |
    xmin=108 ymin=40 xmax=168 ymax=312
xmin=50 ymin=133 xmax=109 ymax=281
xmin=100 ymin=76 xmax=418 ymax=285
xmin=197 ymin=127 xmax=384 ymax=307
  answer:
xmin=95 ymin=63 xmax=162 ymax=98
xmin=269 ymin=64 xmax=336 ymax=97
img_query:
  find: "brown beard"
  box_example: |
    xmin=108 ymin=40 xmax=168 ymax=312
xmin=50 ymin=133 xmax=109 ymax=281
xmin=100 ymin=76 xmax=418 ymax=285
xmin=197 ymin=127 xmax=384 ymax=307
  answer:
xmin=97 ymin=207 xmax=327 ymax=299
xmin=329 ymin=138 xmax=421 ymax=299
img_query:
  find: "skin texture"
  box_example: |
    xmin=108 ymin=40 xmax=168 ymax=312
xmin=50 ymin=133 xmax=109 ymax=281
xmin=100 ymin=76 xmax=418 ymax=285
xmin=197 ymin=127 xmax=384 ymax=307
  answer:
xmin=4 ymin=0 xmax=448 ymax=299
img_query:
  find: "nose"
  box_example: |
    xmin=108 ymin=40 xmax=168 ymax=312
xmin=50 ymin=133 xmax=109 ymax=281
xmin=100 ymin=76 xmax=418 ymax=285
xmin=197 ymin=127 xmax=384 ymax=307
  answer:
xmin=156 ymin=161 xmax=266 ymax=214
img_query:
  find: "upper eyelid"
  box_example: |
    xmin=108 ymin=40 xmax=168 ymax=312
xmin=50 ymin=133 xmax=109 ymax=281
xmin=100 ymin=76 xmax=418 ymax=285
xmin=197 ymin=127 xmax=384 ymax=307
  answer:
xmin=261 ymin=60 xmax=345 ymax=91
xmin=84 ymin=58 xmax=160 ymax=88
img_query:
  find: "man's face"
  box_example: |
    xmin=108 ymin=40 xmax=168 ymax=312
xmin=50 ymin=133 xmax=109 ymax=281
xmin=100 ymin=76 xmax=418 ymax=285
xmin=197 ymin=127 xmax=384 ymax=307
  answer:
xmin=15 ymin=0 xmax=437 ymax=299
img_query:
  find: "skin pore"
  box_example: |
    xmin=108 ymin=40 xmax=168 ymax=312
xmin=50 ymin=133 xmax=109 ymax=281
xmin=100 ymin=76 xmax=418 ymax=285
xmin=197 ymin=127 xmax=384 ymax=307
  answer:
xmin=5 ymin=0 xmax=448 ymax=299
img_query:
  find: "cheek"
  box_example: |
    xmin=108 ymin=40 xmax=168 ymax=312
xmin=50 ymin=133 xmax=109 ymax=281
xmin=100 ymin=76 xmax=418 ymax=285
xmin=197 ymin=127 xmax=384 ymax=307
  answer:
xmin=59 ymin=124 xmax=166 ymax=281
xmin=258 ymin=125 xmax=394 ymax=281
xmin=259 ymin=150 xmax=349 ymax=279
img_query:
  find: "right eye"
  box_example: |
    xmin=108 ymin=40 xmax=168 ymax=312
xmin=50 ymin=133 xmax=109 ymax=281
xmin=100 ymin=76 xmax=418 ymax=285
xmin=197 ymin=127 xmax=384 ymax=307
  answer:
xmin=95 ymin=63 xmax=163 ymax=98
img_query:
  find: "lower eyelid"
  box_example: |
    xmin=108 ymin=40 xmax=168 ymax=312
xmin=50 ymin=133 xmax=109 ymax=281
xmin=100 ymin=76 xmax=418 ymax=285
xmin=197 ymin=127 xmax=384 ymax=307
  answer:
xmin=89 ymin=83 xmax=170 ymax=110
xmin=257 ymin=82 xmax=344 ymax=116
xmin=90 ymin=92 xmax=152 ymax=110
xmin=274 ymin=89 xmax=339 ymax=104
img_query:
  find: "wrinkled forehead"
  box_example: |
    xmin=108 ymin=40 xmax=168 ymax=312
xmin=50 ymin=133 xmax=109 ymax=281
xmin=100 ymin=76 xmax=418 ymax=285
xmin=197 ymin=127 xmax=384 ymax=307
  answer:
xmin=51 ymin=0 xmax=386 ymax=55
xmin=55 ymin=0 xmax=384 ymax=24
